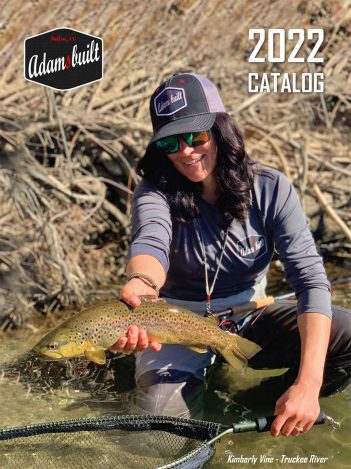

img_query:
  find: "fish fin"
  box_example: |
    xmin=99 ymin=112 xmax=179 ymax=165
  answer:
xmin=84 ymin=347 xmax=106 ymax=365
xmin=218 ymin=334 xmax=261 ymax=373
xmin=187 ymin=345 xmax=208 ymax=353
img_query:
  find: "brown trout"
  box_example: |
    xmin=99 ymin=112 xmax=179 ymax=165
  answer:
xmin=33 ymin=298 xmax=261 ymax=371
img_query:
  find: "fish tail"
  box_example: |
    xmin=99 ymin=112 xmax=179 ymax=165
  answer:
xmin=218 ymin=334 xmax=261 ymax=372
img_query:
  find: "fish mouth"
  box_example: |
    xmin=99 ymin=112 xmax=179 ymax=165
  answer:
xmin=33 ymin=348 xmax=64 ymax=360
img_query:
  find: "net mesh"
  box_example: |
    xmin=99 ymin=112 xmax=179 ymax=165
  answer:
xmin=0 ymin=415 xmax=222 ymax=469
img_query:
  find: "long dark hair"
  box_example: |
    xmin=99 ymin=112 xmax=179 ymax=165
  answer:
xmin=137 ymin=113 xmax=255 ymax=225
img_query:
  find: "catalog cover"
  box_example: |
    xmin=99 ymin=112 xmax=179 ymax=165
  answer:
xmin=0 ymin=1 xmax=350 ymax=468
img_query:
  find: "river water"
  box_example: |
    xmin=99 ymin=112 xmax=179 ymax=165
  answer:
xmin=0 ymin=263 xmax=350 ymax=468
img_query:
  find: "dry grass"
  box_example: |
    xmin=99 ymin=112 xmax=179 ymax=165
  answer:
xmin=0 ymin=0 xmax=350 ymax=327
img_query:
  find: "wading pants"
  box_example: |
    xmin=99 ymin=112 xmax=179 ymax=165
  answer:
xmin=133 ymin=297 xmax=351 ymax=419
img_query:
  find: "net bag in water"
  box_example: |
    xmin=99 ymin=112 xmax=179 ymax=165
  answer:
xmin=0 ymin=412 xmax=331 ymax=469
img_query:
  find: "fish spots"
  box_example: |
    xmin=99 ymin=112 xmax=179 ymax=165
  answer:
xmin=35 ymin=299 xmax=239 ymax=364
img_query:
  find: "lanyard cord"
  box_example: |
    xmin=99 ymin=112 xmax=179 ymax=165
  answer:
xmin=194 ymin=218 xmax=230 ymax=314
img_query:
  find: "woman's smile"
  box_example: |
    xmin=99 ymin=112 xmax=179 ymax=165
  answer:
xmin=167 ymin=136 xmax=217 ymax=183
xmin=183 ymin=155 xmax=205 ymax=165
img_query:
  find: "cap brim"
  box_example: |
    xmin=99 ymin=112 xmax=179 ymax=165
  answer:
xmin=151 ymin=113 xmax=216 ymax=142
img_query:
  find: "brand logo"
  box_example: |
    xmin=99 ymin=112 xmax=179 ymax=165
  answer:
xmin=154 ymin=87 xmax=187 ymax=116
xmin=236 ymin=235 xmax=267 ymax=260
xmin=24 ymin=28 xmax=103 ymax=90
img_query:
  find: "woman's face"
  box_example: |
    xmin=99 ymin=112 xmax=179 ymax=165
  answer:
xmin=166 ymin=133 xmax=218 ymax=183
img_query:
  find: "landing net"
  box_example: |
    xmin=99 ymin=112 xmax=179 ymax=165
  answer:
xmin=0 ymin=415 xmax=222 ymax=469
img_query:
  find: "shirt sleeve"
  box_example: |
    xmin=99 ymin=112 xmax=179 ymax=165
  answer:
xmin=261 ymin=169 xmax=332 ymax=318
xmin=129 ymin=180 xmax=172 ymax=272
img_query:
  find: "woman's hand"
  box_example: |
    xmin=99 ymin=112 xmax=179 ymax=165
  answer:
xmin=270 ymin=379 xmax=321 ymax=437
xmin=110 ymin=278 xmax=162 ymax=354
xmin=110 ymin=324 xmax=162 ymax=354
xmin=120 ymin=277 xmax=153 ymax=308
xmin=271 ymin=313 xmax=330 ymax=437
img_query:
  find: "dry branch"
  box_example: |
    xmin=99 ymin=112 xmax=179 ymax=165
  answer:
xmin=308 ymin=176 xmax=351 ymax=243
xmin=0 ymin=0 xmax=350 ymax=328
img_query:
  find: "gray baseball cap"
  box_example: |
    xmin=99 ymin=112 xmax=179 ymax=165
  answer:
xmin=150 ymin=72 xmax=225 ymax=142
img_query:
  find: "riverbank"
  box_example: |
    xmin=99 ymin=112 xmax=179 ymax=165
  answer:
xmin=0 ymin=0 xmax=350 ymax=329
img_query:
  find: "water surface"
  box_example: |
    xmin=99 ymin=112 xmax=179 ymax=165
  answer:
xmin=0 ymin=263 xmax=350 ymax=468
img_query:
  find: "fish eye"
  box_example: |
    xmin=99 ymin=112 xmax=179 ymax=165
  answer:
xmin=48 ymin=342 xmax=59 ymax=350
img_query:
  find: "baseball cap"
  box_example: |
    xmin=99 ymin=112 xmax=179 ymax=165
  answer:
xmin=150 ymin=72 xmax=225 ymax=142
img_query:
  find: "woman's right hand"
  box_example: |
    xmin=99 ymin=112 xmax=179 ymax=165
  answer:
xmin=110 ymin=278 xmax=162 ymax=354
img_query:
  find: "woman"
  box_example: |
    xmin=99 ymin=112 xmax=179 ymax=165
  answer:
xmin=112 ymin=73 xmax=350 ymax=437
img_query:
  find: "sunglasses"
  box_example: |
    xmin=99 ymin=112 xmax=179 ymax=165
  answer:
xmin=155 ymin=130 xmax=211 ymax=154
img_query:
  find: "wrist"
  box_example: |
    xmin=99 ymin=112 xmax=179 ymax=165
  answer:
xmin=127 ymin=272 xmax=160 ymax=296
xmin=294 ymin=374 xmax=323 ymax=391
xmin=126 ymin=276 xmax=159 ymax=296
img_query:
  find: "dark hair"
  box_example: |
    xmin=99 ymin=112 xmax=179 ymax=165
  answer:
xmin=137 ymin=113 xmax=255 ymax=226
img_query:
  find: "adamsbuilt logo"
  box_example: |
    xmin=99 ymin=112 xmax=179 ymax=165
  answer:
xmin=24 ymin=27 xmax=103 ymax=90
xmin=236 ymin=235 xmax=267 ymax=260
xmin=154 ymin=87 xmax=187 ymax=116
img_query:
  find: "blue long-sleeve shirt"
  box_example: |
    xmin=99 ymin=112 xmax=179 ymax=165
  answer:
xmin=129 ymin=165 xmax=331 ymax=318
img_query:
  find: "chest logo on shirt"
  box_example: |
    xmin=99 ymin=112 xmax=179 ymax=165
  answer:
xmin=236 ymin=235 xmax=267 ymax=260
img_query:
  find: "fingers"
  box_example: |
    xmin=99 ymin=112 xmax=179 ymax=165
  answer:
xmin=112 ymin=325 xmax=139 ymax=354
xmin=120 ymin=284 xmax=142 ymax=308
xmin=111 ymin=336 xmax=128 ymax=351
xmin=123 ymin=325 xmax=139 ymax=354
xmin=136 ymin=327 xmax=149 ymax=352
xmin=270 ymin=414 xmax=287 ymax=437
xmin=271 ymin=416 xmax=305 ymax=437
xmin=120 ymin=277 xmax=157 ymax=308
xmin=110 ymin=325 xmax=162 ymax=354
xmin=150 ymin=341 xmax=162 ymax=352
xmin=302 ymin=420 xmax=315 ymax=433
xmin=271 ymin=411 xmax=318 ymax=437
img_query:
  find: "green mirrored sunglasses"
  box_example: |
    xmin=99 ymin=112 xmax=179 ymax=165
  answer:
xmin=155 ymin=130 xmax=211 ymax=154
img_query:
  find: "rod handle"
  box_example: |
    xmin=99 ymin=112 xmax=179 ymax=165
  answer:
xmin=229 ymin=296 xmax=275 ymax=315
xmin=255 ymin=410 xmax=327 ymax=432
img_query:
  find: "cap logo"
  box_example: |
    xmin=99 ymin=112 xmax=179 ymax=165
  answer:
xmin=154 ymin=87 xmax=187 ymax=116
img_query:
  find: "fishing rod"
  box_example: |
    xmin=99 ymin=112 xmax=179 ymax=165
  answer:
xmin=212 ymin=292 xmax=295 ymax=319
xmin=212 ymin=276 xmax=351 ymax=320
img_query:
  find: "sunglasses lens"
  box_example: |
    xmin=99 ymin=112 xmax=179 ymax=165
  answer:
xmin=156 ymin=135 xmax=179 ymax=154
xmin=156 ymin=130 xmax=210 ymax=154
xmin=183 ymin=131 xmax=210 ymax=147
xmin=156 ymin=135 xmax=179 ymax=153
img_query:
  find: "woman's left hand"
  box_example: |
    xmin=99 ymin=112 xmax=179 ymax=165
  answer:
xmin=270 ymin=380 xmax=321 ymax=437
